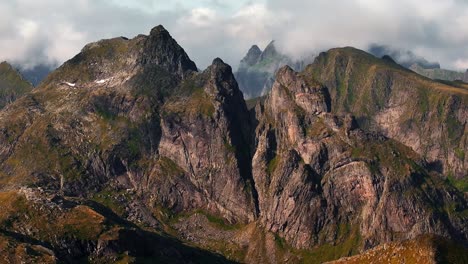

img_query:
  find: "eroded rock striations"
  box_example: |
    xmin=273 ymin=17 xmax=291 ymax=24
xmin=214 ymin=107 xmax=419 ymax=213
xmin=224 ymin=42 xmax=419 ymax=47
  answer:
xmin=252 ymin=65 xmax=467 ymax=252
xmin=0 ymin=26 xmax=466 ymax=263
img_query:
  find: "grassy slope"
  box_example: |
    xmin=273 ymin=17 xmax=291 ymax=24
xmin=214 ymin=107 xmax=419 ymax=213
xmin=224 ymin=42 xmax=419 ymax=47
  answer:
xmin=0 ymin=62 xmax=33 ymax=109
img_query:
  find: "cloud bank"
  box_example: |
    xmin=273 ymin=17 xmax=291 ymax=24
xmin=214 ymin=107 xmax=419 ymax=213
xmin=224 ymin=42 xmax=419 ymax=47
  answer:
xmin=1 ymin=0 xmax=468 ymax=71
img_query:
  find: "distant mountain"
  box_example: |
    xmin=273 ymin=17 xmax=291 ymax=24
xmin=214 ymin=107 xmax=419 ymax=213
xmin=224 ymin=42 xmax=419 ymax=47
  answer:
xmin=235 ymin=41 xmax=314 ymax=98
xmin=409 ymin=63 xmax=468 ymax=82
xmin=368 ymin=44 xmax=468 ymax=82
xmin=0 ymin=61 xmax=33 ymax=109
xmin=368 ymin=44 xmax=440 ymax=69
xmin=18 ymin=64 xmax=55 ymax=86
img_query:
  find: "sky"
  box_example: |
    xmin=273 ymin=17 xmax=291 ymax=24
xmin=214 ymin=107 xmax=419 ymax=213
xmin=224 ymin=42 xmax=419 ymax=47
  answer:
xmin=1 ymin=0 xmax=468 ymax=71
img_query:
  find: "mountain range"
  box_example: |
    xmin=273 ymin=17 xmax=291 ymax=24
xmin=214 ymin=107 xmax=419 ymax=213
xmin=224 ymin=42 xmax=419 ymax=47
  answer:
xmin=0 ymin=25 xmax=466 ymax=263
xmin=234 ymin=43 xmax=468 ymax=102
xmin=234 ymin=41 xmax=314 ymax=99
xmin=368 ymin=44 xmax=468 ymax=83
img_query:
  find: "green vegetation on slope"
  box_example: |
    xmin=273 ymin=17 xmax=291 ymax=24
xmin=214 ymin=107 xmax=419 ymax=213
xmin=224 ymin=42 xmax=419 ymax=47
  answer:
xmin=0 ymin=62 xmax=33 ymax=109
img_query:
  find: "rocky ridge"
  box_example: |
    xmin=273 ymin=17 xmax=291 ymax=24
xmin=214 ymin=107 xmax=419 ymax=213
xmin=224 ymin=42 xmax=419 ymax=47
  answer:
xmin=307 ymin=47 xmax=468 ymax=184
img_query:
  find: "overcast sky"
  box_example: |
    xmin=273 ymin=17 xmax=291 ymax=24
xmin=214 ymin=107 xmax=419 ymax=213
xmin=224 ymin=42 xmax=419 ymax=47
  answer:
xmin=1 ymin=0 xmax=468 ymax=71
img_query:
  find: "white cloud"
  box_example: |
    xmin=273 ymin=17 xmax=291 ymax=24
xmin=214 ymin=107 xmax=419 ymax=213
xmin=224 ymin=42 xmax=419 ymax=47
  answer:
xmin=184 ymin=8 xmax=218 ymax=27
xmin=1 ymin=0 xmax=468 ymax=71
xmin=455 ymin=59 xmax=468 ymax=70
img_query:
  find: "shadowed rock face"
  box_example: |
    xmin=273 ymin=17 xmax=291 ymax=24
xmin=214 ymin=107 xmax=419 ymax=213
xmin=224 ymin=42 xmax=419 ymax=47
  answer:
xmin=141 ymin=25 xmax=198 ymax=79
xmin=0 ymin=26 xmax=466 ymax=263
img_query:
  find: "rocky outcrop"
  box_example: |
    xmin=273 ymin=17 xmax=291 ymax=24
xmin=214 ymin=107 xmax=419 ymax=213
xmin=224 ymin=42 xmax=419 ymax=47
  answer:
xmin=328 ymin=234 xmax=468 ymax=264
xmin=0 ymin=189 xmax=233 ymax=263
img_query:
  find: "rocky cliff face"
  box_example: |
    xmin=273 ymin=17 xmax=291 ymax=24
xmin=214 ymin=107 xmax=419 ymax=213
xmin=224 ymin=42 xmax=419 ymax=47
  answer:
xmin=0 ymin=27 xmax=466 ymax=263
xmin=155 ymin=58 xmax=257 ymax=223
xmin=251 ymin=66 xmax=467 ymax=253
xmin=306 ymin=48 xmax=468 ymax=185
xmin=0 ymin=62 xmax=33 ymax=109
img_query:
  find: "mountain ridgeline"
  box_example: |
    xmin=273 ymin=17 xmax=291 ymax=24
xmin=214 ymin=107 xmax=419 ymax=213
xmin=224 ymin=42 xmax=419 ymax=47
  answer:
xmin=368 ymin=44 xmax=468 ymax=83
xmin=0 ymin=26 xmax=466 ymax=263
xmin=0 ymin=61 xmax=33 ymax=109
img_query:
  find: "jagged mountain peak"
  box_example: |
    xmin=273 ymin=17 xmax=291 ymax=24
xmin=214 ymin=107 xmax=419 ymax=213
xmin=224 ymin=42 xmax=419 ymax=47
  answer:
xmin=149 ymin=24 xmax=169 ymax=36
xmin=143 ymin=25 xmax=197 ymax=78
xmin=240 ymin=45 xmax=262 ymax=67
xmin=40 ymin=25 xmax=197 ymax=91
xmin=249 ymin=44 xmax=262 ymax=53
xmin=205 ymin=57 xmax=245 ymax=100
xmin=210 ymin=57 xmax=234 ymax=82
xmin=259 ymin=40 xmax=280 ymax=61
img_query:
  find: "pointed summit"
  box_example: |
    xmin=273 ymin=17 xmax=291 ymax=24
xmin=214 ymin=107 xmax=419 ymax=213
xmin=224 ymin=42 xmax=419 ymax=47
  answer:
xmin=240 ymin=45 xmax=262 ymax=67
xmin=260 ymin=40 xmax=279 ymax=61
xmin=150 ymin=25 xmax=169 ymax=36
xmin=142 ymin=25 xmax=197 ymax=78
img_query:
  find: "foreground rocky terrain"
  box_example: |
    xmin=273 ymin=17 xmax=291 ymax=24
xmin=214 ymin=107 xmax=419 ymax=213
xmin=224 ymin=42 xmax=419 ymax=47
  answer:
xmin=0 ymin=25 xmax=466 ymax=263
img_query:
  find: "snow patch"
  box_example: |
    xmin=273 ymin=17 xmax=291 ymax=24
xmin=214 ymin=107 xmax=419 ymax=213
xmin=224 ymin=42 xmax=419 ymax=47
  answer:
xmin=94 ymin=78 xmax=112 ymax=84
xmin=62 ymin=82 xmax=76 ymax=87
